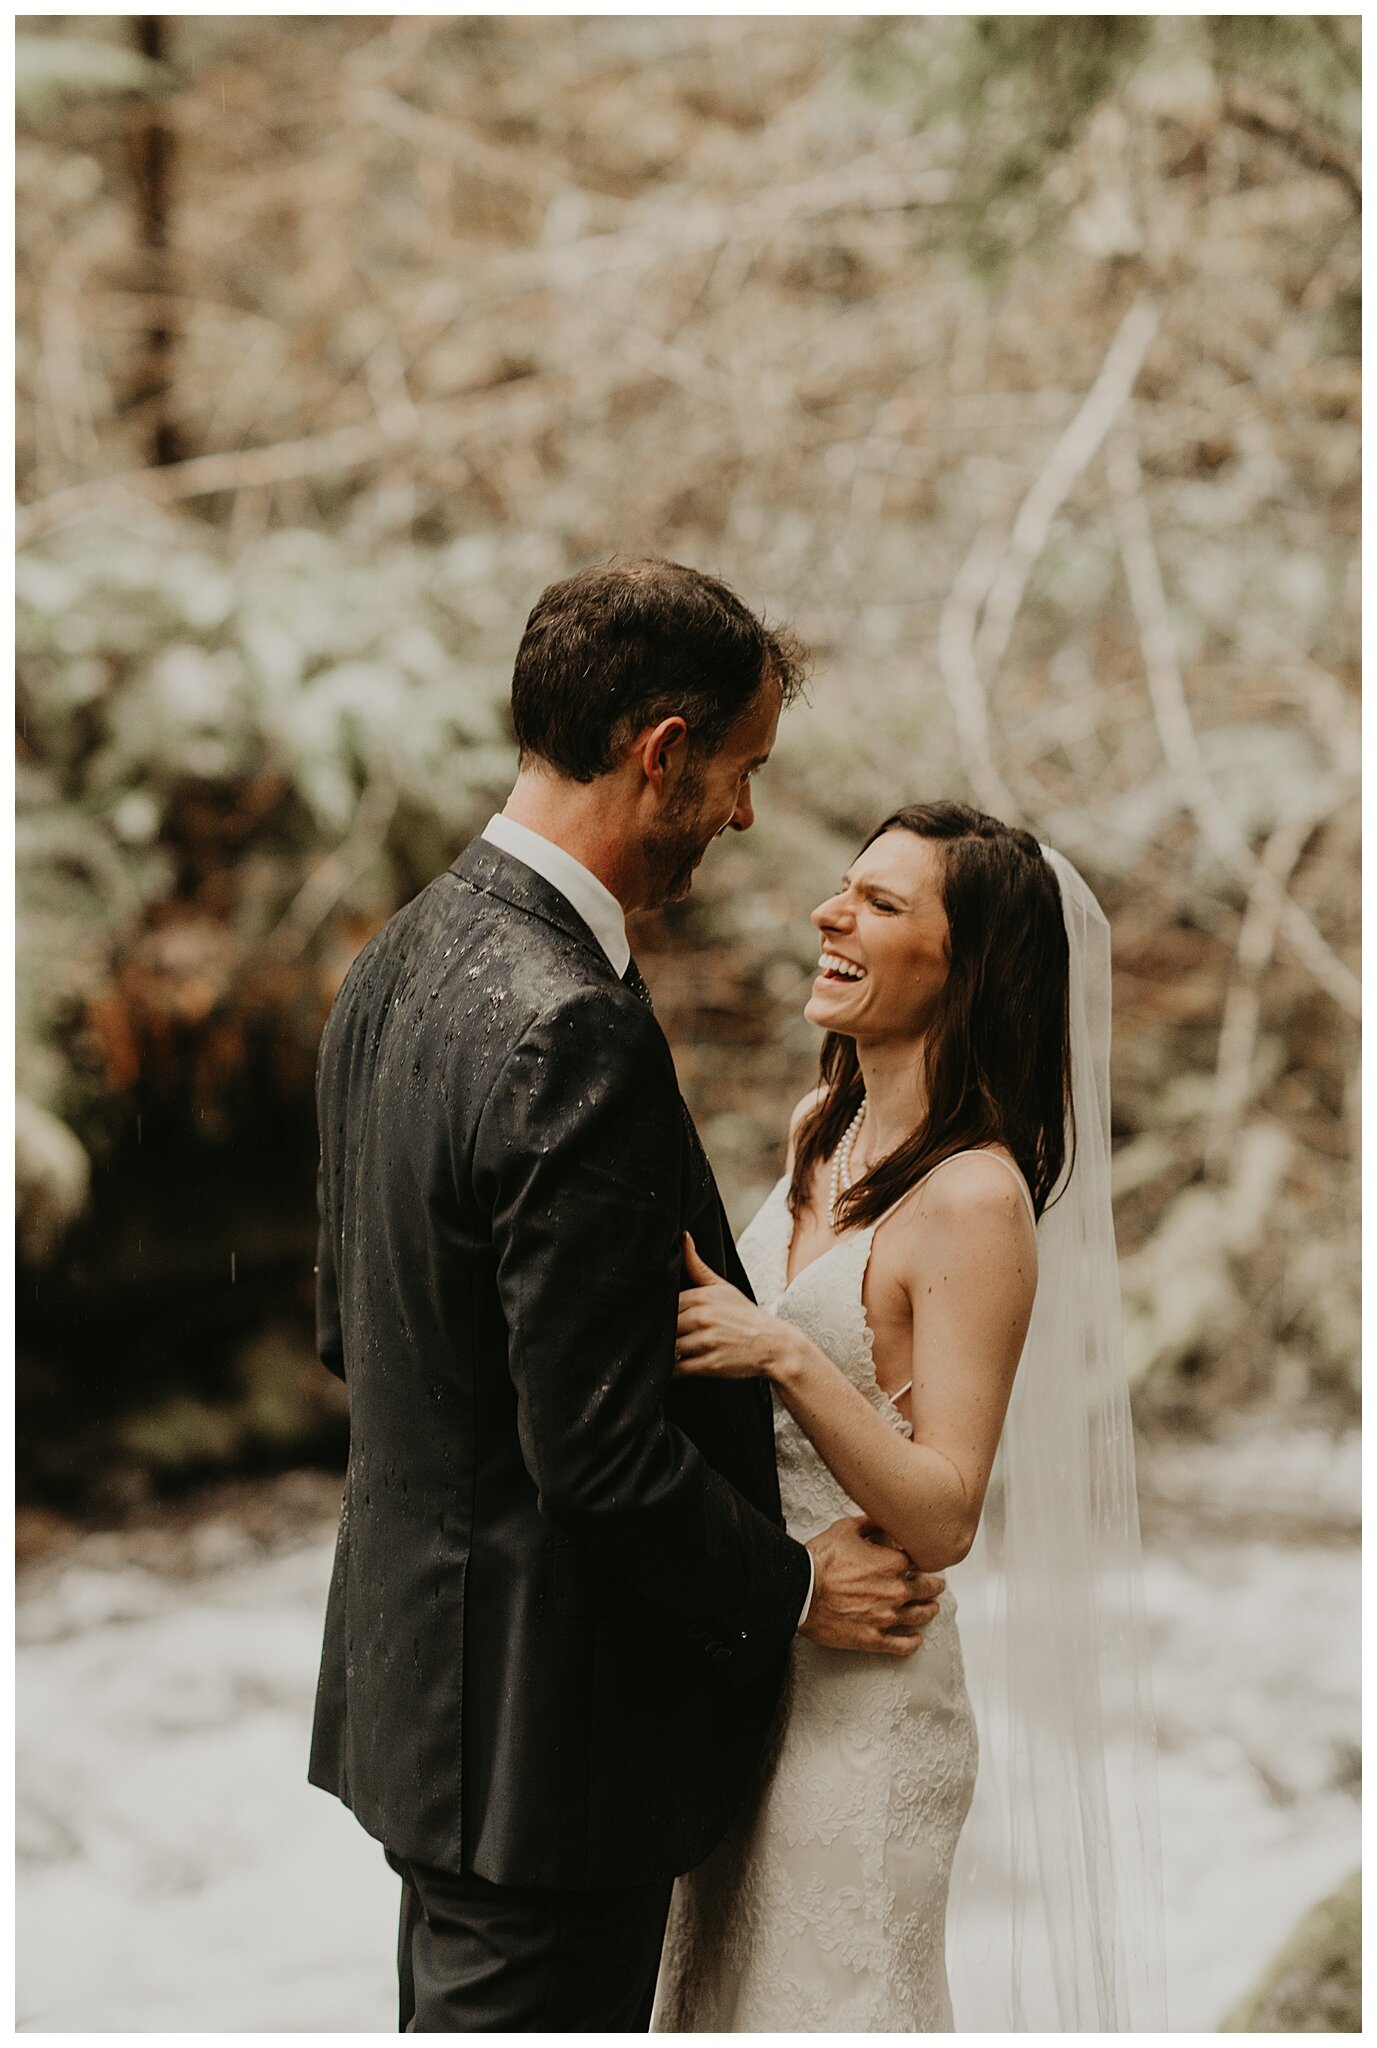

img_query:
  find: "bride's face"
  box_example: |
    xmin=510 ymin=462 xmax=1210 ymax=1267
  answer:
xmin=806 ymin=830 xmax=951 ymax=1042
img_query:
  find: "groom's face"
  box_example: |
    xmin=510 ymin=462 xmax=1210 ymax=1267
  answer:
xmin=642 ymin=671 xmax=782 ymax=907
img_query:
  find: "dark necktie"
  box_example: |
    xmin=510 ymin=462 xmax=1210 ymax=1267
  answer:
xmin=622 ymin=958 xmax=654 ymax=1009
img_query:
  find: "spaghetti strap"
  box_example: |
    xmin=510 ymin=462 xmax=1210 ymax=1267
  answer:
xmin=876 ymin=1147 xmax=1037 ymax=1230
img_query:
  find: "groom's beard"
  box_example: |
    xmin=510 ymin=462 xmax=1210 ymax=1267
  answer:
xmin=642 ymin=763 xmax=713 ymax=908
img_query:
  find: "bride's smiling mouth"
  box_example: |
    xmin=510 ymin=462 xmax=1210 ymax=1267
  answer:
xmin=816 ymin=950 xmax=867 ymax=984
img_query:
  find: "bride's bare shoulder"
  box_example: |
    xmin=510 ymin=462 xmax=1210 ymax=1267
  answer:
xmin=784 ymin=1086 xmax=827 ymax=1172
xmin=787 ymin=1085 xmax=826 ymax=1135
xmin=888 ymin=1149 xmax=1036 ymax=1260
xmin=864 ymin=1153 xmax=1037 ymax=1345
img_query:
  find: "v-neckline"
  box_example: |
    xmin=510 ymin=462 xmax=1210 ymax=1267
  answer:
xmin=765 ymin=1178 xmax=911 ymax=1431
xmin=779 ymin=1180 xmax=875 ymax=1295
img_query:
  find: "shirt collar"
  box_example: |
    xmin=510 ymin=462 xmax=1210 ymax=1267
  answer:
xmin=480 ymin=813 xmax=631 ymax=977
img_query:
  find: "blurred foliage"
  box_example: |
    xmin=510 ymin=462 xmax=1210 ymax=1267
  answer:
xmin=1203 ymin=14 xmax=1361 ymax=124
xmin=17 ymin=516 xmax=529 ymax=1139
xmin=13 ymin=17 xmax=1360 ymax=1505
xmin=1223 ymin=1869 xmax=1360 ymax=2032
xmin=14 ymin=32 xmax=171 ymax=122
xmin=853 ymin=15 xmax=1154 ymax=274
xmin=852 ymin=16 xmax=1360 ymax=275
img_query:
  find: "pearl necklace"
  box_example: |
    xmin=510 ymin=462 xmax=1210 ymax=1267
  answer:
xmin=828 ymin=1098 xmax=867 ymax=1228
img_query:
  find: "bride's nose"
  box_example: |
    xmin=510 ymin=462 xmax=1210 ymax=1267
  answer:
xmin=811 ymin=894 xmax=848 ymax=933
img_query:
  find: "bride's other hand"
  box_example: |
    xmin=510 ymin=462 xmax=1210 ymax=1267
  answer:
xmin=674 ymin=1233 xmax=799 ymax=1380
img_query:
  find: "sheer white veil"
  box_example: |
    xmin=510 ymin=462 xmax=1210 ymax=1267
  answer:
xmin=946 ymin=847 xmax=1168 ymax=2030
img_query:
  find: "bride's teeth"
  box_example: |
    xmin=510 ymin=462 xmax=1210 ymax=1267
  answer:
xmin=819 ymin=953 xmax=864 ymax=980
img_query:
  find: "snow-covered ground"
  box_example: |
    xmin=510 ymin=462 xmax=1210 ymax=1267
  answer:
xmin=17 ymin=1433 xmax=1360 ymax=2032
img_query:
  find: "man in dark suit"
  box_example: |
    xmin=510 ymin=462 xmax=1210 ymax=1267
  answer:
xmin=309 ymin=558 xmax=940 ymax=2031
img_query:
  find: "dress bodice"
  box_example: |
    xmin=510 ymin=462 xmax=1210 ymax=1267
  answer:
xmin=737 ymin=1174 xmax=912 ymax=1544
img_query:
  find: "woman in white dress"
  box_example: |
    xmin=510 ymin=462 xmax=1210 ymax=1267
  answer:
xmin=653 ymin=803 xmax=1164 ymax=2033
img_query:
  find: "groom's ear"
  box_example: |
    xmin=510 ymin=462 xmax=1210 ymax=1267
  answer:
xmin=637 ymin=715 xmax=689 ymax=797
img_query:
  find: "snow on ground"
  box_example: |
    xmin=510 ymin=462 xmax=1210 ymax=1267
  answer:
xmin=16 ymin=1436 xmax=1360 ymax=2032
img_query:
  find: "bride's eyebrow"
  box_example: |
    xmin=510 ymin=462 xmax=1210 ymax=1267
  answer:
xmin=856 ymin=878 xmax=911 ymax=906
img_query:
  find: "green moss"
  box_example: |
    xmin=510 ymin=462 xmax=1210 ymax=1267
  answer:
xmin=1223 ymin=1869 xmax=1360 ymax=2033
xmin=116 ymin=1392 xmax=247 ymax=1475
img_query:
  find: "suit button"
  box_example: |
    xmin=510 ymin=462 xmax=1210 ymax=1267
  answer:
xmin=705 ymin=1641 xmax=732 ymax=1662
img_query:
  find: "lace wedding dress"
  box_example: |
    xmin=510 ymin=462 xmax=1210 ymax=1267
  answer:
xmin=653 ymin=1168 xmax=992 ymax=2033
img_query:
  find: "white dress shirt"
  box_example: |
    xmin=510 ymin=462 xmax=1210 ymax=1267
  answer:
xmin=479 ymin=812 xmax=814 ymax=1629
xmin=482 ymin=812 xmax=631 ymax=974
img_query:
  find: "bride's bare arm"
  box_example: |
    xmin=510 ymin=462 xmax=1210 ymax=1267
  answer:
xmin=675 ymin=1159 xmax=1036 ymax=1574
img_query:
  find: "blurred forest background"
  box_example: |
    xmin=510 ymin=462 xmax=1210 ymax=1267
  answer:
xmin=13 ymin=15 xmax=1361 ymax=2033
xmin=15 ymin=13 xmax=1359 ymax=1519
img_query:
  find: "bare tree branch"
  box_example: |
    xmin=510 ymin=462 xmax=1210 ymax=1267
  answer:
xmin=265 ymin=776 xmax=400 ymax=961
xmin=347 ymin=84 xmax=571 ymax=209
xmin=1221 ymin=75 xmax=1360 ymax=207
xmin=974 ymin=298 xmax=1163 ymax=685
xmin=1207 ymin=800 xmax=1328 ymax=1170
xmin=1108 ymin=424 xmax=1360 ymax=1020
xmin=937 ymin=523 xmax=1023 ymax=822
xmin=16 ymin=374 xmax=574 ymax=543
xmin=501 ymin=146 xmax=953 ymax=291
xmin=938 ymin=299 xmax=1162 ymax=823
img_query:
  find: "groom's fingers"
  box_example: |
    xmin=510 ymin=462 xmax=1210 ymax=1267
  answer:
xmin=803 ymin=1517 xmax=945 ymax=1655
xmin=890 ymin=1589 xmax=940 ymax=1622
xmin=675 ymin=1308 xmax=718 ymax=1349
xmin=908 ymin=1571 xmax=946 ymax=1603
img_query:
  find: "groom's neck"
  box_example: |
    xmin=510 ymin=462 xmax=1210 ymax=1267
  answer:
xmin=501 ymin=766 xmax=640 ymax=910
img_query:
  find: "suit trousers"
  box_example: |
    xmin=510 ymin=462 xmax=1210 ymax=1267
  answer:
xmin=386 ymin=1851 xmax=674 ymax=2032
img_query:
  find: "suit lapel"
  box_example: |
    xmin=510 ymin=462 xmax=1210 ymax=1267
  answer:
xmin=454 ymin=835 xmax=756 ymax=1306
xmin=451 ymin=837 xmax=614 ymax=973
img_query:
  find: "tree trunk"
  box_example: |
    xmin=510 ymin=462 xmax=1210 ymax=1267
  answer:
xmin=127 ymin=16 xmax=180 ymax=467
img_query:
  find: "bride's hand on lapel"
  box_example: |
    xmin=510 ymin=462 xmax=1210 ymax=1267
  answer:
xmin=674 ymin=1234 xmax=803 ymax=1381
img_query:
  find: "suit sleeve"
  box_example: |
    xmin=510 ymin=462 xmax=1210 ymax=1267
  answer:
xmin=314 ymin=1147 xmax=345 ymax=1383
xmin=472 ymin=988 xmax=811 ymax=1681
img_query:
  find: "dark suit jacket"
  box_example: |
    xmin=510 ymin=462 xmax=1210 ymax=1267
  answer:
xmin=308 ymin=837 xmax=812 ymax=1888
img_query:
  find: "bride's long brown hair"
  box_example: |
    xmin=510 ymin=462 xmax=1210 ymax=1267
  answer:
xmin=789 ymin=803 xmax=1073 ymax=1229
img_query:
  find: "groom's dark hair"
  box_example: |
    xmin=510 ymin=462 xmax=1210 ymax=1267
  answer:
xmin=511 ymin=557 xmax=808 ymax=782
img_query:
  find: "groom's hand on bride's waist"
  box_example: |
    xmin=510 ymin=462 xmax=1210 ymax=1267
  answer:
xmin=799 ymin=1515 xmax=943 ymax=1657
